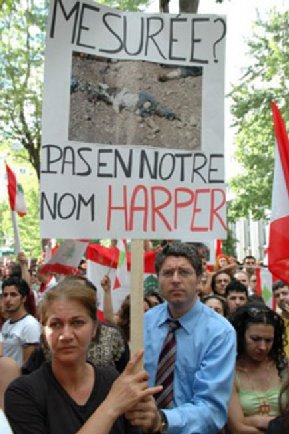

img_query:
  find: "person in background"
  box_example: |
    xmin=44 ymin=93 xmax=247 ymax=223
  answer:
xmin=4 ymin=252 xmax=36 ymax=316
xmin=0 ymin=357 xmax=20 ymax=409
xmin=249 ymin=274 xmax=258 ymax=294
xmin=212 ymin=270 xmax=233 ymax=297
xmin=225 ymin=280 xmax=249 ymax=316
xmin=126 ymin=242 xmax=236 ymax=434
xmin=144 ymin=290 xmax=164 ymax=307
xmin=214 ymin=254 xmax=238 ymax=275
xmin=234 ymin=270 xmax=250 ymax=290
xmin=4 ymin=280 xmax=162 ymax=434
xmin=101 ymin=276 xmax=160 ymax=343
xmin=78 ymin=259 xmax=87 ymax=276
xmin=242 ymin=255 xmax=257 ymax=278
xmin=0 ymin=287 xmax=7 ymax=330
xmin=272 ymin=280 xmax=289 ymax=358
xmin=2 ymin=276 xmax=41 ymax=367
xmin=227 ymin=303 xmax=287 ymax=434
xmin=36 ymin=266 xmax=57 ymax=303
xmin=202 ymin=294 xmax=228 ymax=317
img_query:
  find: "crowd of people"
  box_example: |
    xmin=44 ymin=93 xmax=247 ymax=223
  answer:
xmin=0 ymin=242 xmax=289 ymax=433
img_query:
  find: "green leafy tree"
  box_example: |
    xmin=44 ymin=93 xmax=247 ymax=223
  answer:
xmin=228 ymin=8 xmax=289 ymax=221
xmin=0 ymin=0 xmax=48 ymax=180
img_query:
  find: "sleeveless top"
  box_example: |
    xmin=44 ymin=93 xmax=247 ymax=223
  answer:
xmin=236 ymin=373 xmax=282 ymax=417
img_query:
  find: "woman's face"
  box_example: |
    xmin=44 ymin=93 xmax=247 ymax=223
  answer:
xmin=214 ymin=273 xmax=231 ymax=295
xmin=205 ymin=298 xmax=225 ymax=316
xmin=44 ymin=298 xmax=96 ymax=365
xmin=244 ymin=323 xmax=274 ymax=362
xmin=218 ymin=257 xmax=228 ymax=268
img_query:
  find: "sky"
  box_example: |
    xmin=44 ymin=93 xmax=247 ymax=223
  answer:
xmin=147 ymin=0 xmax=288 ymax=179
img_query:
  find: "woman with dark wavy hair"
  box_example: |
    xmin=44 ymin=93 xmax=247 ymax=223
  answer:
xmin=265 ymin=377 xmax=289 ymax=433
xmin=227 ymin=303 xmax=288 ymax=434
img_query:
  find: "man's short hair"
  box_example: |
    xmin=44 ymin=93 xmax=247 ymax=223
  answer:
xmin=243 ymin=255 xmax=256 ymax=264
xmin=155 ymin=242 xmax=202 ymax=276
xmin=225 ymin=280 xmax=249 ymax=298
xmin=2 ymin=276 xmax=30 ymax=297
xmin=272 ymin=280 xmax=288 ymax=292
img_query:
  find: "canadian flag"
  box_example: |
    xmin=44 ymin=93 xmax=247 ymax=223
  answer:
xmin=86 ymin=244 xmax=158 ymax=318
xmin=5 ymin=164 xmax=27 ymax=217
xmin=268 ymin=102 xmax=289 ymax=285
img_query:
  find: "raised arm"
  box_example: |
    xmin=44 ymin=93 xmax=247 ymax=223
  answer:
xmin=101 ymin=274 xmax=116 ymax=324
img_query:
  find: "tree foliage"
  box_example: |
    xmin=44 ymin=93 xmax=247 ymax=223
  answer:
xmin=228 ymin=8 xmax=289 ymax=221
xmin=0 ymin=0 xmax=48 ymax=180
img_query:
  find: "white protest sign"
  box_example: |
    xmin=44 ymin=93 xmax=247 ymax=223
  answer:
xmin=41 ymin=0 xmax=227 ymax=240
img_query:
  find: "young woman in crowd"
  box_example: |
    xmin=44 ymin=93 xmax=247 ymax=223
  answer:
xmin=227 ymin=303 xmax=288 ymax=434
xmin=4 ymin=279 xmax=162 ymax=434
xmin=202 ymin=294 xmax=228 ymax=317
xmin=214 ymin=254 xmax=238 ymax=275
xmin=101 ymin=275 xmax=162 ymax=343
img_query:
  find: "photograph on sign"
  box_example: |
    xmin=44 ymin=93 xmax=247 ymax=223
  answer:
xmin=69 ymin=54 xmax=202 ymax=149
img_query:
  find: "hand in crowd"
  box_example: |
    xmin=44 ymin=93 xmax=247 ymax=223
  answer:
xmin=103 ymin=350 xmax=162 ymax=423
xmin=101 ymin=275 xmax=111 ymax=292
xmin=125 ymin=394 xmax=161 ymax=432
xmin=16 ymin=252 xmax=27 ymax=264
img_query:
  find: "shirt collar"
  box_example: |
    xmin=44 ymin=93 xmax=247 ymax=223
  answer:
xmin=157 ymin=298 xmax=202 ymax=333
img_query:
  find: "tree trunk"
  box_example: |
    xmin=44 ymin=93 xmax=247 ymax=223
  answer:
xmin=179 ymin=0 xmax=199 ymax=13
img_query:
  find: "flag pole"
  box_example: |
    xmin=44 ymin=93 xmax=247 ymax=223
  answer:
xmin=130 ymin=239 xmax=144 ymax=369
xmin=11 ymin=210 xmax=21 ymax=254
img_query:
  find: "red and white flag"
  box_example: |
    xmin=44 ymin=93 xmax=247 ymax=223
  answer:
xmin=40 ymin=239 xmax=88 ymax=275
xmin=114 ymin=240 xmax=128 ymax=289
xmin=5 ymin=163 xmax=27 ymax=217
xmin=86 ymin=244 xmax=158 ymax=319
xmin=268 ymin=102 xmax=289 ymax=285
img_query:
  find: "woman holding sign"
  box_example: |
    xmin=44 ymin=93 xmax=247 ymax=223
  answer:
xmin=4 ymin=280 xmax=162 ymax=434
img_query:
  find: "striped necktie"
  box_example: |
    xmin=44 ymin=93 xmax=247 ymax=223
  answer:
xmin=155 ymin=319 xmax=180 ymax=409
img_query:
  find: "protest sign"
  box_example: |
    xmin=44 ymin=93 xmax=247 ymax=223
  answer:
xmin=41 ymin=0 xmax=227 ymax=240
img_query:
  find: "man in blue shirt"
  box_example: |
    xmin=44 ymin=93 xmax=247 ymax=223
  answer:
xmin=128 ymin=242 xmax=236 ymax=434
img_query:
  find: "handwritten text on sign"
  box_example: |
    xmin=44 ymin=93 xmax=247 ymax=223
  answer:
xmin=49 ymin=0 xmax=226 ymax=64
xmin=41 ymin=145 xmax=226 ymax=239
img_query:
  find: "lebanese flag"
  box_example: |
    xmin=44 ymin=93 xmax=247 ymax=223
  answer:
xmin=215 ymin=239 xmax=223 ymax=257
xmin=114 ymin=240 xmax=128 ymax=289
xmin=86 ymin=244 xmax=158 ymax=319
xmin=268 ymin=103 xmax=289 ymax=285
xmin=40 ymin=239 xmax=88 ymax=275
xmin=5 ymin=163 xmax=27 ymax=217
xmin=43 ymin=239 xmax=59 ymax=263
xmin=255 ymin=267 xmax=274 ymax=309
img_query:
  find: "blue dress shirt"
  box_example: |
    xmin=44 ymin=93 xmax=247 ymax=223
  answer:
xmin=144 ymin=298 xmax=236 ymax=434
